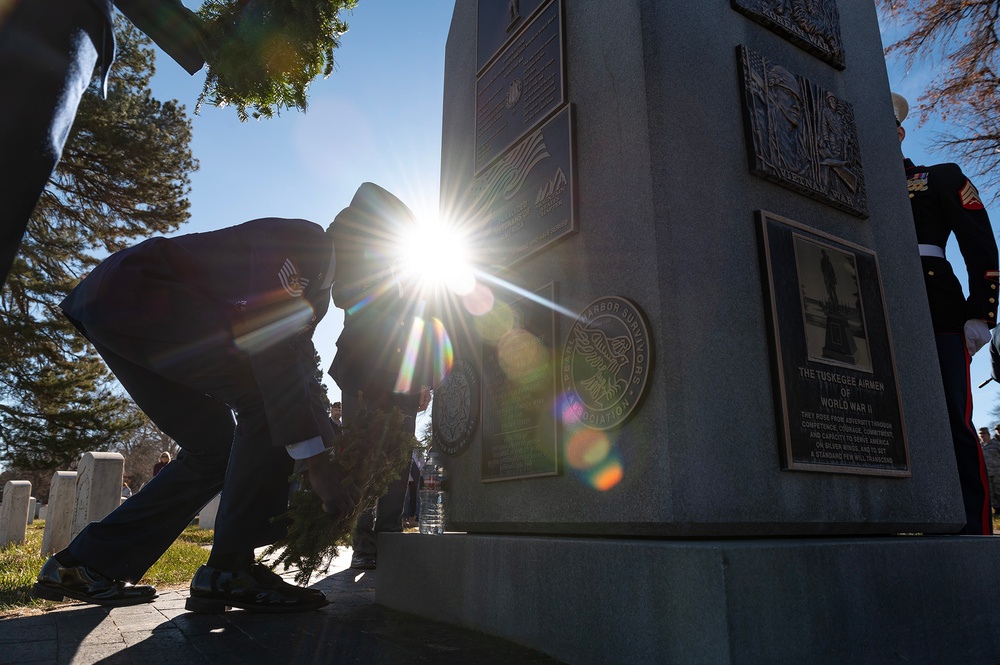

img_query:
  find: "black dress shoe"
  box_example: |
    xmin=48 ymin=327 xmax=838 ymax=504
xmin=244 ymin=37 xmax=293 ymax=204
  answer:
xmin=32 ymin=557 xmax=157 ymax=607
xmin=185 ymin=564 xmax=329 ymax=613
xmin=350 ymin=554 xmax=376 ymax=570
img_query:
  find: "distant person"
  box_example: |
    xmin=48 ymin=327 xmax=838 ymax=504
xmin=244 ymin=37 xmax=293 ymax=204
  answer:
xmin=121 ymin=482 xmax=132 ymax=499
xmin=330 ymin=401 xmax=343 ymax=427
xmin=152 ymin=452 xmax=171 ymax=477
xmin=31 ymin=214 xmax=371 ymax=612
xmin=993 ymin=425 xmax=1000 ymax=443
xmin=0 ymin=0 xmax=206 ymax=287
xmin=327 ymin=183 xmax=432 ymax=571
xmin=895 ymin=92 xmax=998 ymax=535
xmin=979 ymin=428 xmax=993 ymax=447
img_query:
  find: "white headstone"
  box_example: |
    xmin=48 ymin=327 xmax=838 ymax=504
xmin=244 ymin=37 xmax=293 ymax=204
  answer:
xmin=72 ymin=452 xmax=124 ymax=540
xmin=27 ymin=497 xmax=36 ymax=525
xmin=0 ymin=480 xmax=32 ymax=547
xmin=198 ymin=493 xmax=222 ymax=531
xmin=40 ymin=471 xmax=77 ymax=555
xmin=38 ymin=503 xmax=47 ymax=521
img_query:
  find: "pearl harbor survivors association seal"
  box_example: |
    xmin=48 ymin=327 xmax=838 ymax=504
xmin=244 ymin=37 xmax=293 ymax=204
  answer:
xmin=561 ymin=296 xmax=652 ymax=430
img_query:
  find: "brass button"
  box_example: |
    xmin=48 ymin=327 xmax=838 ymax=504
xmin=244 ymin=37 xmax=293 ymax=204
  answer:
xmin=993 ymin=284 xmax=998 ymax=290
xmin=928 ymin=271 xmax=935 ymax=276
xmin=991 ymin=298 xmax=996 ymax=304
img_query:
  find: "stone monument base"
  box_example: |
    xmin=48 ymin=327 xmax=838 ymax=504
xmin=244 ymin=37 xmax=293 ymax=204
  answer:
xmin=377 ymin=533 xmax=1000 ymax=664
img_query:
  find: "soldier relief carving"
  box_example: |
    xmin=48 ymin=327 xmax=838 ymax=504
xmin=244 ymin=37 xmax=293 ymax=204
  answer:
xmin=731 ymin=0 xmax=845 ymax=69
xmin=738 ymin=46 xmax=867 ymax=218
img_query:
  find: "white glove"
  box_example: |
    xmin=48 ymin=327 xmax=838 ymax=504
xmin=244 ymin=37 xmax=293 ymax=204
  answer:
xmin=964 ymin=319 xmax=992 ymax=356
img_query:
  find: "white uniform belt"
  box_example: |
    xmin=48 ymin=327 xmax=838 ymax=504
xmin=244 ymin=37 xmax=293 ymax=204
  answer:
xmin=918 ymin=244 xmax=946 ymax=259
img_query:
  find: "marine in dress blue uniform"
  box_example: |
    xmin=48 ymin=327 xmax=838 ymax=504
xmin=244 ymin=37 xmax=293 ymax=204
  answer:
xmin=32 ymin=218 xmax=360 ymax=612
xmin=0 ymin=0 xmax=205 ymax=287
xmin=895 ymin=93 xmax=999 ymax=535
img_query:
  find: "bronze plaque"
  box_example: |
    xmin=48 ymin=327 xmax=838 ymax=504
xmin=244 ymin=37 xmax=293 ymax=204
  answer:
xmin=477 ymin=0 xmax=550 ymax=74
xmin=481 ymin=283 xmax=559 ymax=481
xmin=466 ymin=105 xmax=577 ymax=269
xmin=561 ymin=297 xmax=653 ymax=430
xmin=738 ymin=46 xmax=867 ymax=218
xmin=731 ymin=0 xmax=845 ymax=69
xmin=475 ymin=0 xmax=565 ymax=173
xmin=432 ymin=358 xmax=481 ymax=457
xmin=758 ymin=211 xmax=909 ymax=476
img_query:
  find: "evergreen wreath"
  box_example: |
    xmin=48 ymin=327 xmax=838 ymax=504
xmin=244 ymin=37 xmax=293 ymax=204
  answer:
xmin=264 ymin=399 xmax=420 ymax=585
xmin=196 ymin=0 xmax=358 ymax=121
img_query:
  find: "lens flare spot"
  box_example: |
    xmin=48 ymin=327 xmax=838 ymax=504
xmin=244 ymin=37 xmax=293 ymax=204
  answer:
xmin=589 ymin=458 xmax=623 ymax=491
xmin=498 ymin=329 xmax=545 ymax=381
xmin=556 ymin=392 xmax=585 ymax=424
xmin=433 ymin=317 xmax=454 ymax=383
xmin=565 ymin=429 xmax=610 ymax=470
xmin=475 ymin=301 xmax=514 ymax=341
xmin=463 ymin=282 xmax=495 ymax=316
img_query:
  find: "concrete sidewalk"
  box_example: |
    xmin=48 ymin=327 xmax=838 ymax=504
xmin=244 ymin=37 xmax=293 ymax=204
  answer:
xmin=0 ymin=549 xmax=562 ymax=665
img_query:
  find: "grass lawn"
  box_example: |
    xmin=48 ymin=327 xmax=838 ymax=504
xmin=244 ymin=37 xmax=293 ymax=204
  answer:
xmin=0 ymin=520 xmax=212 ymax=615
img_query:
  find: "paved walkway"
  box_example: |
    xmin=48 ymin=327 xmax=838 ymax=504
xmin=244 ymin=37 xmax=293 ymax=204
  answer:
xmin=0 ymin=549 xmax=562 ymax=665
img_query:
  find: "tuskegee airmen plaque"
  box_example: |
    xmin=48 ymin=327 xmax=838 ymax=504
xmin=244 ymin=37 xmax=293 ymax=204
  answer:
xmin=561 ymin=296 xmax=653 ymax=430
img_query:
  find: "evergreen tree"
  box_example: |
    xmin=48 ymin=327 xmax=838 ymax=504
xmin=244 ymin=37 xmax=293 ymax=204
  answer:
xmin=0 ymin=19 xmax=196 ymax=470
xmin=878 ymin=1 xmax=1000 ymax=193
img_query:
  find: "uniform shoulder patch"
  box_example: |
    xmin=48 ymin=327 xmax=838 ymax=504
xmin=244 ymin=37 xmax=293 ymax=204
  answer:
xmin=959 ymin=179 xmax=985 ymax=210
xmin=279 ymin=258 xmax=309 ymax=297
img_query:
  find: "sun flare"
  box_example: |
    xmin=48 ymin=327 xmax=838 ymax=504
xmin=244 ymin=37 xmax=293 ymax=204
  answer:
xmin=398 ymin=218 xmax=476 ymax=295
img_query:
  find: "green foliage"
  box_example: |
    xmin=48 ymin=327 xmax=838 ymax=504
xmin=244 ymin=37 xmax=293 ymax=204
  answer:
xmin=0 ymin=524 xmax=47 ymax=611
xmin=140 ymin=525 xmax=212 ymax=587
xmin=266 ymin=402 xmax=419 ymax=584
xmin=0 ymin=18 xmax=196 ymax=470
xmin=197 ymin=0 xmax=359 ymax=121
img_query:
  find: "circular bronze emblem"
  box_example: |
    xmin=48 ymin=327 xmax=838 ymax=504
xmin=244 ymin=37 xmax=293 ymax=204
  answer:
xmin=561 ymin=297 xmax=653 ymax=430
xmin=432 ymin=358 xmax=480 ymax=456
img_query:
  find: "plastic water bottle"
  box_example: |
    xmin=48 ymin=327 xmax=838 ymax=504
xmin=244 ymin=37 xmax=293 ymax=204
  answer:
xmin=419 ymin=451 xmax=446 ymax=535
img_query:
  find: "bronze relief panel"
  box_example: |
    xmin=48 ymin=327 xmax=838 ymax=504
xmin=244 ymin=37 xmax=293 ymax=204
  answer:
xmin=732 ymin=0 xmax=845 ymax=69
xmin=738 ymin=45 xmax=867 ymax=218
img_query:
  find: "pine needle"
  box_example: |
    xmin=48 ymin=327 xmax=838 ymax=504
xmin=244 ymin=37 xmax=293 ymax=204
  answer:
xmin=265 ymin=402 xmax=419 ymax=584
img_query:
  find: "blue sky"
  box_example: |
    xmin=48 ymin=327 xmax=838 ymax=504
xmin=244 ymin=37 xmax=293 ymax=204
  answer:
xmin=141 ymin=4 xmax=1000 ymax=426
xmin=147 ymin=1 xmax=456 ymax=404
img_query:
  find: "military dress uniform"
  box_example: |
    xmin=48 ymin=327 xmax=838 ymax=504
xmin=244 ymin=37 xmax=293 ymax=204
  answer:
xmin=327 ymin=184 xmax=430 ymax=566
xmin=0 ymin=0 xmax=204 ymax=287
xmin=57 ymin=218 xmax=338 ymax=583
xmin=906 ymin=158 xmax=999 ymax=534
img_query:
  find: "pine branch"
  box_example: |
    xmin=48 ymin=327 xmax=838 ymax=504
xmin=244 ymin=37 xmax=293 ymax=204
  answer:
xmin=264 ymin=402 xmax=419 ymax=584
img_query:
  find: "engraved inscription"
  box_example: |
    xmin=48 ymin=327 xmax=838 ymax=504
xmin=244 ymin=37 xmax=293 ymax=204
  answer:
xmin=464 ymin=106 xmax=576 ymax=269
xmin=757 ymin=211 xmax=909 ymax=475
xmin=432 ymin=358 xmax=480 ymax=457
xmin=481 ymin=284 xmax=559 ymax=481
xmin=476 ymin=0 xmax=564 ymax=173
xmin=738 ymin=46 xmax=867 ymax=218
xmin=731 ymin=0 xmax=845 ymax=69
xmin=561 ymin=297 xmax=653 ymax=430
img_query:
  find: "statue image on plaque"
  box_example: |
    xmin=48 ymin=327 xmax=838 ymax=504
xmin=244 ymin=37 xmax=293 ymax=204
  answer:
xmin=757 ymin=211 xmax=909 ymax=476
xmin=793 ymin=237 xmax=871 ymax=371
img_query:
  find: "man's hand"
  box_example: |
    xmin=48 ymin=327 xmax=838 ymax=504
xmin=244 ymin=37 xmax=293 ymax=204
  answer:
xmin=303 ymin=452 xmax=362 ymax=519
xmin=965 ymin=319 xmax=992 ymax=356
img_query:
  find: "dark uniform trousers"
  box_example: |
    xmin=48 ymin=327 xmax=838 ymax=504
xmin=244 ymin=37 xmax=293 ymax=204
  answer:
xmin=331 ymin=292 xmax=425 ymax=557
xmin=60 ymin=219 xmax=334 ymax=583
xmin=0 ymin=0 xmax=203 ymax=287
xmin=341 ymin=388 xmax=418 ymax=557
xmin=908 ymin=158 xmax=998 ymax=535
